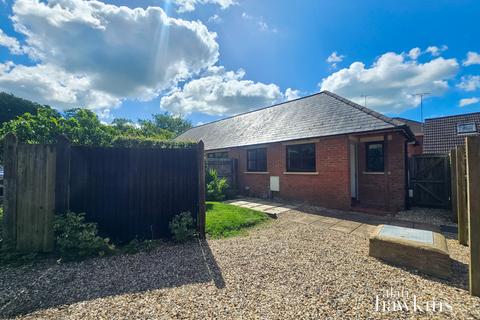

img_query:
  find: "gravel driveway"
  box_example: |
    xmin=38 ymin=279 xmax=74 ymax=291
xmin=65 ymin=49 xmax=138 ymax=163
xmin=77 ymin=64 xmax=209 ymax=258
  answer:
xmin=1 ymin=212 xmax=479 ymax=319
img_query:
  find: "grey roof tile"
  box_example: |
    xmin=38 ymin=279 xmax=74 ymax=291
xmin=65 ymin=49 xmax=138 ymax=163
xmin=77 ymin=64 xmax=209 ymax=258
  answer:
xmin=423 ymin=112 xmax=480 ymax=154
xmin=176 ymin=91 xmax=413 ymax=150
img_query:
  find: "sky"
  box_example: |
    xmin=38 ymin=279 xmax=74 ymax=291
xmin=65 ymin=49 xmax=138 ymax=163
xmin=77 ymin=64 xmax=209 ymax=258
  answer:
xmin=0 ymin=0 xmax=479 ymax=126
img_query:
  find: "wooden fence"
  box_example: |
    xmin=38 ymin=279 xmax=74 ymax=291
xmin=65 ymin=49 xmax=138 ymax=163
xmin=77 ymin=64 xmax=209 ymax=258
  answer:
xmin=2 ymin=134 xmax=205 ymax=250
xmin=451 ymin=136 xmax=480 ymax=297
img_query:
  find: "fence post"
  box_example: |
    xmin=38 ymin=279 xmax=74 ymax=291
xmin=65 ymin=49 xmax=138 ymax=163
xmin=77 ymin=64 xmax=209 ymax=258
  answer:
xmin=456 ymin=145 xmax=468 ymax=245
xmin=467 ymin=136 xmax=480 ymax=296
xmin=450 ymin=149 xmax=458 ymax=223
xmin=2 ymin=133 xmax=17 ymax=247
xmin=55 ymin=135 xmax=71 ymax=214
xmin=197 ymin=141 xmax=206 ymax=239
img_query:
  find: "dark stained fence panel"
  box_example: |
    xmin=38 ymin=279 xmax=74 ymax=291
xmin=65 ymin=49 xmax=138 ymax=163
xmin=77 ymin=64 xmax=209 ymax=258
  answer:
xmin=69 ymin=146 xmax=200 ymax=242
xmin=409 ymin=155 xmax=451 ymax=209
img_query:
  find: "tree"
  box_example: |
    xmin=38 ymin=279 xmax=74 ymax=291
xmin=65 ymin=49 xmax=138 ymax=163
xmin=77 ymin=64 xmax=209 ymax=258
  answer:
xmin=151 ymin=112 xmax=192 ymax=135
xmin=0 ymin=107 xmax=116 ymax=150
xmin=0 ymin=92 xmax=44 ymax=124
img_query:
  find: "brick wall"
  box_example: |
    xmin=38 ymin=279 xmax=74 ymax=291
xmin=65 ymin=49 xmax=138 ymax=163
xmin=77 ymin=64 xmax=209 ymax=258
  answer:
xmin=226 ymin=136 xmax=351 ymax=210
xmin=220 ymin=131 xmax=407 ymax=213
xmin=357 ymin=132 xmax=407 ymax=212
xmin=407 ymin=135 xmax=423 ymax=157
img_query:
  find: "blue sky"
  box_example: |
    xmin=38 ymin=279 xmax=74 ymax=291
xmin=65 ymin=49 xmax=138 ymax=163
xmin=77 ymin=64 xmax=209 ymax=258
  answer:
xmin=0 ymin=0 xmax=479 ymax=126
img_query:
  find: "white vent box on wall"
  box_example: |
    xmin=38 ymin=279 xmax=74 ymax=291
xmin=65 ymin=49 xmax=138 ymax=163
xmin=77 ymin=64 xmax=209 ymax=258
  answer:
xmin=270 ymin=176 xmax=280 ymax=192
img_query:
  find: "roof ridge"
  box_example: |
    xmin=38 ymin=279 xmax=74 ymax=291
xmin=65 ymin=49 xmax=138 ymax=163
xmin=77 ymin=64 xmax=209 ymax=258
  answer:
xmin=425 ymin=111 xmax=480 ymax=122
xmin=321 ymin=91 xmax=403 ymax=127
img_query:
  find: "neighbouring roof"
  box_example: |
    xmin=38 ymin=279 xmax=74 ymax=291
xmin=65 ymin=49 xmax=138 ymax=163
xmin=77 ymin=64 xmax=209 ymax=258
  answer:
xmin=393 ymin=117 xmax=424 ymax=136
xmin=175 ymin=91 xmax=414 ymax=150
xmin=423 ymin=112 xmax=480 ymax=154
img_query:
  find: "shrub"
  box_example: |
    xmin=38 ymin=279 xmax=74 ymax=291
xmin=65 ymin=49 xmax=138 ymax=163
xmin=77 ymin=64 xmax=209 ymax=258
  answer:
xmin=206 ymin=168 xmax=229 ymax=201
xmin=111 ymin=136 xmax=196 ymax=149
xmin=54 ymin=212 xmax=115 ymax=261
xmin=169 ymin=211 xmax=196 ymax=242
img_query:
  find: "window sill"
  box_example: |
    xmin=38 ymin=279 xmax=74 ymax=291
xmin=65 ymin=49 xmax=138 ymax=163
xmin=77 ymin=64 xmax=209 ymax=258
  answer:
xmin=283 ymin=171 xmax=319 ymax=175
xmin=363 ymin=171 xmax=385 ymax=175
xmin=244 ymin=171 xmax=269 ymax=174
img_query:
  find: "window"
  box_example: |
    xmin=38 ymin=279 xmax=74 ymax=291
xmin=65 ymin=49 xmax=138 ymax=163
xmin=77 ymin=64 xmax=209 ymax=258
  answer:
xmin=457 ymin=122 xmax=477 ymax=134
xmin=207 ymin=152 xmax=228 ymax=159
xmin=247 ymin=148 xmax=267 ymax=172
xmin=366 ymin=142 xmax=384 ymax=172
xmin=286 ymin=143 xmax=316 ymax=172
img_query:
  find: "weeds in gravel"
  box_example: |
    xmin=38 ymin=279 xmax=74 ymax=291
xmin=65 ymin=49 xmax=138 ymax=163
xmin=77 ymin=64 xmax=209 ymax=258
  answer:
xmin=206 ymin=202 xmax=269 ymax=238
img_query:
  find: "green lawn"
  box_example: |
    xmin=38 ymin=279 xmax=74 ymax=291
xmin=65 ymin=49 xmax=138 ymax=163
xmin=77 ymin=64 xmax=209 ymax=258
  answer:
xmin=206 ymin=202 xmax=270 ymax=238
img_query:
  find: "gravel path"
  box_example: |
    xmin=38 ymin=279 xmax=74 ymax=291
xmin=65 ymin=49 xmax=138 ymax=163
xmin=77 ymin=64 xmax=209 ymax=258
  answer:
xmin=1 ymin=213 xmax=479 ymax=319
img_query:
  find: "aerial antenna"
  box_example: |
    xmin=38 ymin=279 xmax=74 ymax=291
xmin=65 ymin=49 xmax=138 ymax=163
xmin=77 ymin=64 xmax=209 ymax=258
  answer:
xmin=361 ymin=94 xmax=369 ymax=107
xmin=411 ymin=92 xmax=430 ymax=122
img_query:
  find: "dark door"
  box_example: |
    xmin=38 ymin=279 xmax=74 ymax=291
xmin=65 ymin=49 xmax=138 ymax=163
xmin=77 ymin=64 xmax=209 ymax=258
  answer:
xmin=409 ymin=155 xmax=451 ymax=208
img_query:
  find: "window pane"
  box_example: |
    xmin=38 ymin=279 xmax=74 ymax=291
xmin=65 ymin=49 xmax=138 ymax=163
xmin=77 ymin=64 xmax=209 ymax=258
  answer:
xmin=366 ymin=142 xmax=384 ymax=172
xmin=247 ymin=148 xmax=267 ymax=172
xmin=286 ymin=143 xmax=316 ymax=172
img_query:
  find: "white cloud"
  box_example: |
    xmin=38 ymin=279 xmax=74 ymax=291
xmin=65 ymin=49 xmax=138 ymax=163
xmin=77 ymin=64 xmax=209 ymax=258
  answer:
xmin=326 ymin=51 xmax=345 ymax=68
xmin=160 ymin=66 xmax=286 ymax=115
xmin=426 ymin=45 xmax=448 ymax=57
xmin=174 ymin=0 xmax=236 ymax=13
xmin=408 ymin=47 xmax=421 ymax=60
xmin=3 ymin=0 xmax=219 ymax=110
xmin=285 ymin=88 xmax=300 ymax=101
xmin=0 ymin=62 xmax=120 ymax=109
xmin=457 ymin=75 xmax=480 ymax=92
xmin=463 ymin=51 xmax=480 ymax=66
xmin=320 ymin=51 xmax=459 ymax=113
xmin=241 ymin=12 xmax=277 ymax=33
xmin=459 ymin=97 xmax=479 ymax=107
xmin=0 ymin=29 xmax=25 ymax=55
xmin=208 ymin=14 xmax=222 ymax=24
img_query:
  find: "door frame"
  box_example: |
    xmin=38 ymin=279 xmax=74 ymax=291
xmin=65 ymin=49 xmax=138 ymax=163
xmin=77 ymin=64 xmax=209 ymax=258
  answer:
xmin=349 ymin=143 xmax=358 ymax=199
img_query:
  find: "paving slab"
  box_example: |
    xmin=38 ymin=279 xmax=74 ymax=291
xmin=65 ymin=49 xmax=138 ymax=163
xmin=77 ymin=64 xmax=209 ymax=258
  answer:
xmin=253 ymin=205 xmax=277 ymax=212
xmin=329 ymin=221 xmax=362 ymax=234
xmin=311 ymin=219 xmax=337 ymax=230
xmin=295 ymin=213 xmax=323 ymax=224
xmin=264 ymin=207 xmax=294 ymax=215
xmin=351 ymin=224 xmax=378 ymax=237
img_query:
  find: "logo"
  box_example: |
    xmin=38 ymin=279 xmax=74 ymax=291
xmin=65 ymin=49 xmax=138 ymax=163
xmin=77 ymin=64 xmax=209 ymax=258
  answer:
xmin=374 ymin=287 xmax=452 ymax=314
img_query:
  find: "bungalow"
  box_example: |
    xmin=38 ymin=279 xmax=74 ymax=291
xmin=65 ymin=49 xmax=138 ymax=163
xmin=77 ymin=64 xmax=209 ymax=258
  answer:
xmin=176 ymin=91 xmax=415 ymax=213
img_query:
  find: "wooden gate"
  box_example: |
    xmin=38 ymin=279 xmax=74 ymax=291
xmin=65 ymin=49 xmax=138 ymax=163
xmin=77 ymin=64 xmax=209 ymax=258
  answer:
xmin=409 ymin=154 xmax=451 ymax=208
xmin=3 ymin=134 xmax=56 ymax=252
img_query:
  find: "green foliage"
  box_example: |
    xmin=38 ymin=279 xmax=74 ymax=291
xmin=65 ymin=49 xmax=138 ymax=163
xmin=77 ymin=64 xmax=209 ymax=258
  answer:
xmin=111 ymin=136 xmax=196 ymax=148
xmin=151 ymin=112 xmax=193 ymax=135
xmin=206 ymin=168 xmax=229 ymax=201
xmin=169 ymin=211 xmax=196 ymax=242
xmin=206 ymin=202 xmax=269 ymax=238
xmin=0 ymin=92 xmax=43 ymax=124
xmin=54 ymin=212 xmax=115 ymax=261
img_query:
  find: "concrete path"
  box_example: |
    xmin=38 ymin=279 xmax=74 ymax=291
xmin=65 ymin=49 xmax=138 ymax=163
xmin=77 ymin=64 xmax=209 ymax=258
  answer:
xmin=225 ymin=197 xmax=442 ymax=237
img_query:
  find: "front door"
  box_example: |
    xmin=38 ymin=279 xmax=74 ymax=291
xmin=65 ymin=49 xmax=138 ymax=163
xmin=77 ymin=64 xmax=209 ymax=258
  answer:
xmin=350 ymin=143 xmax=358 ymax=198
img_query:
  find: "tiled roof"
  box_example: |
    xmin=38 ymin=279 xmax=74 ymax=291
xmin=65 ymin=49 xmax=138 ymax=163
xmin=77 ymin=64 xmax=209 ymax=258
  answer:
xmin=393 ymin=117 xmax=424 ymax=136
xmin=423 ymin=112 xmax=480 ymax=154
xmin=175 ymin=91 xmax=414 ymax=150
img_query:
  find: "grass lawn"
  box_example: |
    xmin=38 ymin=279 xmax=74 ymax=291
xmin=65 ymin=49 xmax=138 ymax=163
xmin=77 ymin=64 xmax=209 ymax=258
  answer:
xmin=206 ymin=201 xmax=270 ymax=238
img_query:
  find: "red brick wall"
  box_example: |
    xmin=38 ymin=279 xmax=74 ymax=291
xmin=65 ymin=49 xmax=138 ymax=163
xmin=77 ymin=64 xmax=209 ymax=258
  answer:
xmin=218 ymin=131 xmax=407 ymax=212
xmin=226 ymin=136 xmax=351 ymax=210
xmin=357 ymin=132 xmax=407 ymax=212
xmin=407 ymin=135 xmax=423 ymax=157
